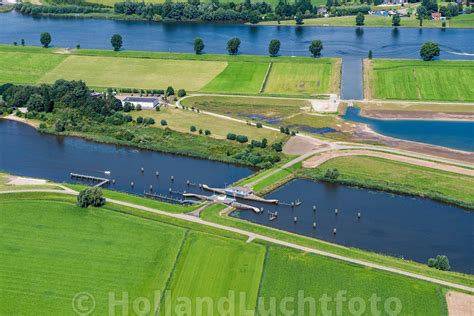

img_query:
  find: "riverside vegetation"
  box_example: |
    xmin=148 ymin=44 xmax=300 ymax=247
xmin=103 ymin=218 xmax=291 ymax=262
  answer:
xmin=0 ymin=80 xmax=284 ymax=169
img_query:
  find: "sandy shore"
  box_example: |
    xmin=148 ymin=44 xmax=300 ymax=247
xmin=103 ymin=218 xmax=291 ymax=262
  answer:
xmin=353 ymin=124 xmax=474 ymax=163
xmin=3 ymin=115 xmax=39 ymax=128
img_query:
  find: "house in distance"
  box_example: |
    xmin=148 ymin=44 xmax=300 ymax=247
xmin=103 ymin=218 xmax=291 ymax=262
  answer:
xmin=122 ymin=96 xmax=160 ymax=109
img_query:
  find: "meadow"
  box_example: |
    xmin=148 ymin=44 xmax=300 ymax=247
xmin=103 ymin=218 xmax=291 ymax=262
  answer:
xmin=0 ymin=197 xmax=186 ymax=315
xmin=366 ymin=59 xmax=474 ymax=101
xmin=261 ymin=14 xmax=473 ymax=28
xmin=259 ymin=246 xmax=447 ymax=315
xmin=200 ymin=62 xmax=269 ymax=94
xmin=161 ymin=232 xmax=265 ymax=315
xmin=0 ymin=52 xmax=66 ymax=85
xmin=39 ymin=55 xmax=227 ymax=91
xmin=263 ymin=60 xmax=340 ymax=95
xmin=0 ymin=46 xmax=340 ymax=96
xmin=132 ymin=107 xmax=283 ymax=142
xmin=180 ymin=95 xmax=310 ymax=120
xmin=0 ymin=192 xmax=455 ymax=314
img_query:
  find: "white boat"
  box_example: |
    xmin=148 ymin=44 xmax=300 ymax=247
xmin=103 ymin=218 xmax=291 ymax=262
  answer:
xmin=104 ymin=171 xmax=111 ymax=175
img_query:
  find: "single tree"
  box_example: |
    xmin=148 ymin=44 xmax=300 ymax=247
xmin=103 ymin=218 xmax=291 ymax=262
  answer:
xmin=21 ymin=39 xmax=25 ymax=46
xmin=177 ymin=89 xmax=186 ymax=97
xmin=392 ymin=13 xmax=401 ymax=26
xmin=160 ymin=119 xmax=168 ymax=126
xmin=416 ymin=6 xmax=427 ymax=27
xmin=166 ymin=86 xmax=175 ymax=96
xmin=194 ymin=38 xmax=204 ymax=54
xmin=420 ymin=41 xmax=440 ymax=61
xmin=295 ymin=11 xmax=304 ymax=25
xmin=40 ymin=32 xmax=52 ymax=48
xmin=227 ymin=37 xmax=241 ymax=55
xmin=111 ymin=34 xmax=123 ymax=51
xmin=309 ymin=40 xmax=323 ymax=57
xmin=190 ymin=125 xmax=197 ymax=132
xmin=248 ymin=10 xmax=261 ymax=24
xmin=427 ymin=255 xmax=450 ymax=271
xmin=368 ymin=50 xmax=373 ymax=59
xmin=268 ymin=39 xmax=281 ymax=57
xmin=355 ymin=13 xmax=365 ymax=26
xmin=77 ymin=187 xmax=105 ymax=208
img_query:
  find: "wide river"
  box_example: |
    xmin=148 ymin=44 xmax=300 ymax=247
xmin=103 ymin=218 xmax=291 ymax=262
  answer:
xmin=1 ymin=119 xmax=473 ymax=273
xmin=1 ymin=11 xmax=474 ymax=99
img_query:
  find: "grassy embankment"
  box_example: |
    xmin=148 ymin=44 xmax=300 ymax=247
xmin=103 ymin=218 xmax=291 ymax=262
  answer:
xmin=299 ymin=155 xmax=474 ymax=209
xmin=365 ymin=59 xmax=474 ymax=101
xmin=261 ymin=13 xmax=474 ymax=28
xmin=0 ymin=192 xmax=453 ymax=314
xmin=352 ymin=101 xmax=474 ymax=114
xmin=0 ymin=45 xmax=341 ymax=97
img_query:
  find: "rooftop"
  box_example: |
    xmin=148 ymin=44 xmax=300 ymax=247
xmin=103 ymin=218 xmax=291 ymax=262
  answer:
xmin=124 ymin=96 xmax=159 ymax=103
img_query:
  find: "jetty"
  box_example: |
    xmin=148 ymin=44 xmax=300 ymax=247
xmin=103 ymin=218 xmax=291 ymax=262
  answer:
xmin=70 ymin=173 xmax=109 ymax=187
xmin=202 ymin=184 xmax=278 ymax=204
xmin=144 ymin=192 xmax=197 ymax=205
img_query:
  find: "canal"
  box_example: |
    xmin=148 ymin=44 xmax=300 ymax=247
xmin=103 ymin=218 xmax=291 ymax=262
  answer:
xmin=1 ymin=119 xmax=473 ymax=273
xmin=235 ymin=179 xmax=474 ymax=274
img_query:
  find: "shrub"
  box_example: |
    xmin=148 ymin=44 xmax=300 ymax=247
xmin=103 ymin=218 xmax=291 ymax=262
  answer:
xmin=205 ymin=130 xmax=211 ymax=135
xmin=39 ymin=122 xmax=47 ymax=129
xmin=144 ymin=117 xmax=155 ymax=125
xmin=155 ymin=106 xmax=160 ymax=111
xmin=198 ymin=129 xmax=203 ymax=134
xmin=256 ymin=122 xmax=263 ymax=128
xmin=177 ymin=89 xmax=186 ymax=97
xmin=190 ymin=125 xmax=197 ymax=132
xmin=427 ymin=255 xmax=450 ymax=271
xmin=271 ymin=141 xmax=283 ymax=152
xmin=236 ymin=135 xmax=248 ymax=143
xmin=160 ymin=119 xmax=168 ymax=126
xmin=136 ymin=104 xmax=142 ymax=111
xmin=136 ymin=116 xmax=143 ymax=124
xmin=77 ymin=187 xmax=106 ymax=208
xmin=324 ymin=168 xmax=339 ymax=180
xmin=166 ymin=86 xmax=175 ymax=96
xmin=227 ymin=133 xmax=237 ymax=140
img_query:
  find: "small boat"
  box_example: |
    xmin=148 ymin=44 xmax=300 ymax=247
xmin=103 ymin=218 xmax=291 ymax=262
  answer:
xmin=104 ymin=171 xmax=111 ymax=175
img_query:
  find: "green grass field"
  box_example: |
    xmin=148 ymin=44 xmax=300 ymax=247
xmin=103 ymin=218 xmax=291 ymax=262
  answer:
xmin=180 ymin=95 xmax=310 ymax=119
xmin=0 ymin=46 xmax=340 ymax=95
xmin=133 ymin=107 xmax=283 ymax=142
xmin=299 ymin=155 xmax=474 ymax=208
xmin=0 ymin=52 xmax=66 ymax=84
xmin=264 ymin=61 xmax=338 ymax=95
xmin=259 ymin=246 xmax=447 ymax=315
xmin=39 ymin=55 xmax=227 ymax=91
xmin=162 ymin=232 xmax=265 ymax=315
xmin=261 ymin=14 xmax=474 ymax=28
xmin=0 ymin=198 xmax=186 ymax=315
xmin=0 ymin=192 xmax=466 ymax=314
xmin=200 ymin=62 xmax=269 ymax=94
xmin=367 ymin=59 xmax=474 ymax=101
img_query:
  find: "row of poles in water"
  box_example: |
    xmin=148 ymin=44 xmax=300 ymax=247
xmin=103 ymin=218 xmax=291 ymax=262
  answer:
xmin=270 ymin=206 xmax=362 ymax=234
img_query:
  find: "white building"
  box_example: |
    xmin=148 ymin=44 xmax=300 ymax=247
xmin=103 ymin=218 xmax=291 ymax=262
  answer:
xmin=122 ymin=96 xmax=160 ymax=109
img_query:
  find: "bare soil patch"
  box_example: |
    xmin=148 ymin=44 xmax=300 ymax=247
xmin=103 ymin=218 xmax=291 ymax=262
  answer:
xmin=283 ymin=136 xmax=329 ymax=155
xmin=446 ymin=291 xmax=474 ymax=316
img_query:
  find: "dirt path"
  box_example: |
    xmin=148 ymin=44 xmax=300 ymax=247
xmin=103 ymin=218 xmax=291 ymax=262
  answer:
xmin=446 ymin=291 xmax=474 ymax=316
xmin=303 ymin=149 xmax=474 ymax=176
xmin=1 ymin=188 xmax=473 ymax=293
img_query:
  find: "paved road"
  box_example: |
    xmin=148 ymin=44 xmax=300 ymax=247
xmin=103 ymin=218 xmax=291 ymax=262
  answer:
xmin=2 ymin=189 xmax=473 ymax=293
